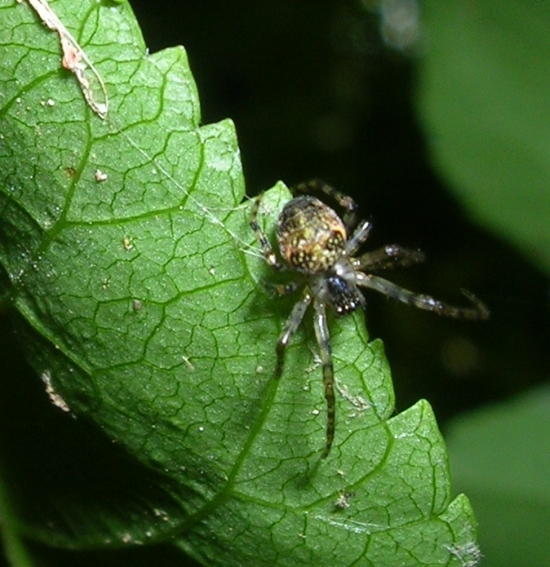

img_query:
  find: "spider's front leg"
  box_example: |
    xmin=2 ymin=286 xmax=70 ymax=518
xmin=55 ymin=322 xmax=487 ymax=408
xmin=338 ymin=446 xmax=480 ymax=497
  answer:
xmin=357 ymin=273 xmax=490 ymax=320
xmin=312 ymin=299 xmax=336 ymax=458
xmin=354 ymin=245 xmax=426 ymax=272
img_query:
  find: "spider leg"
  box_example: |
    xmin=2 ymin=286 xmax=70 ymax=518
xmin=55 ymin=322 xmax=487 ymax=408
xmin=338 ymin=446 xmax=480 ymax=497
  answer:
xmin=357 ymin=273 xmax=489 ymax=319
xmin=294 ymin=179 xmax=358 ymax=230
xmin=312 ymin=299 xmax=336 ymax=458
xmin=345 ymin=220 xmax=373 ymax=256
xmin=354 ymin=245 xmax=426 ymax=272
xmin=275 ymin=289 xmax=312 ymax=379
xmin=250 ymin=194 xmax=284 ymax=270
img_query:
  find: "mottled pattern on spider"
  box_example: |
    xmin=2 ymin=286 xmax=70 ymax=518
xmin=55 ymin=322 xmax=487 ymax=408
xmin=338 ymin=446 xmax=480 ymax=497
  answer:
xmin=250 ymin=179 xmax=489 ymax=458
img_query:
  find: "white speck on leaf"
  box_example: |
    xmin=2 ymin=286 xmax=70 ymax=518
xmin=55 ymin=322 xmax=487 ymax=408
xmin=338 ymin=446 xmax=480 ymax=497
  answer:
xmin=95 ymin=169 xmax=108 ymax=182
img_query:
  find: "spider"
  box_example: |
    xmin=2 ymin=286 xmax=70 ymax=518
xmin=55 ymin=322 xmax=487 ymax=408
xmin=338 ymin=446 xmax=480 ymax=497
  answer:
xmin=250 ymin=179 xmax=489 ymax=458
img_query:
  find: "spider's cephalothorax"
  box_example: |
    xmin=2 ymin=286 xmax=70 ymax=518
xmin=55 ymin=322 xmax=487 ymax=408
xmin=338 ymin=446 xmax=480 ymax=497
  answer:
xmin=250 ymin=179 xmax=489 ymax=459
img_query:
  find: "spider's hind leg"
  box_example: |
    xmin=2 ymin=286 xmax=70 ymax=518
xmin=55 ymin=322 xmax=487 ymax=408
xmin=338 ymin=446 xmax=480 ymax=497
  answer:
xmin=294 ymin=179 xmax=358 ymax=230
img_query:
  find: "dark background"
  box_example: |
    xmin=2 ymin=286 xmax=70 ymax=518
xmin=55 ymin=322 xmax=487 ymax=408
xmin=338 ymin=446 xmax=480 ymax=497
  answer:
xmin=129 ymin=0 xmax=549 ymax=421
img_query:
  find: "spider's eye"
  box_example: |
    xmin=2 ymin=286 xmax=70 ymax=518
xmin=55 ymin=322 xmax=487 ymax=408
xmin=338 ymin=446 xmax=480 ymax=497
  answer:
xmin=326 ymin=275 xmax=363 ymax=316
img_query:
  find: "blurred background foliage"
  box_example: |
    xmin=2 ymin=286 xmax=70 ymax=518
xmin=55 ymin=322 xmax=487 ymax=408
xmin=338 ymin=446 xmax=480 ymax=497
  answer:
xmin=1 ymin=0 xmax=549 ymax=566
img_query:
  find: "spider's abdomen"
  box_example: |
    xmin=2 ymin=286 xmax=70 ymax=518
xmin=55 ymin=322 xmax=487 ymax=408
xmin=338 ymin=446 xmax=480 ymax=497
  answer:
xmin=277 ymin=196 xmax=347 ymax=274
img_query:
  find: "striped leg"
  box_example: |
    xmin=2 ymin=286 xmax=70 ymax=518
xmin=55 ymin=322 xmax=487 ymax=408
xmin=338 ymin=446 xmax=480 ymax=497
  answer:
xmin=313 ymin=298 xmax=336 ymax=458
xmin=294 ymin=179 xmax=358 ymax=230
xmin=275 ymin=290 xmax=312 ymax=379
xmin=250 ymin=193 xmax=284 ymax=270
xmin=354 ymin=245 xmax=426 ymax=272
xmin=357 ymin=273 xmax=490 ymax=320
xmin=345 ymin=220 xmax=373 ymax=256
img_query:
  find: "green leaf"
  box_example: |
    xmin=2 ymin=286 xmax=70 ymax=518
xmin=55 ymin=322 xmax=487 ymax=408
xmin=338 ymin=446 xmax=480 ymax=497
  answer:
xmin=0 ymin=0 xmax=479 ymax=565
xmin=417 ymin=0 xmax=550 ymax=273
xmin=447 ymin=386 xmax=550 ymax=567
